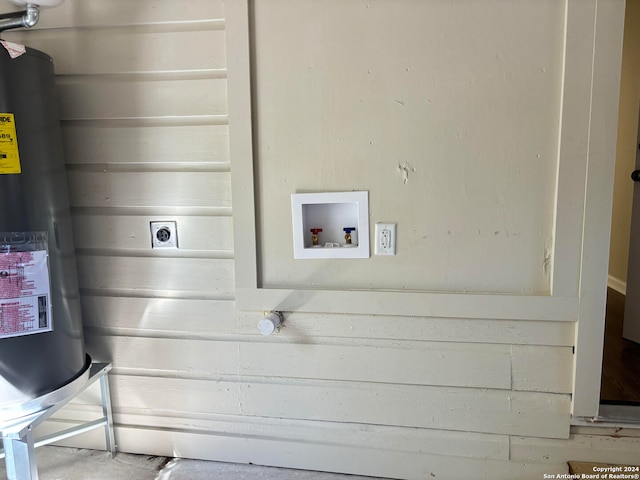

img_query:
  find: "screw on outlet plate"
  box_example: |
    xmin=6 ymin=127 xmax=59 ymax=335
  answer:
xmin=150 ymin=221 xmax=178 ymax=249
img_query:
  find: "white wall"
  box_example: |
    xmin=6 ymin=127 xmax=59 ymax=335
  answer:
xmin=609 ymin=0 xmax=640 ymax=293
xmin=4 ymin=1 xmax=639 ymax=479
xmin=253 ymin=0 xmax=562 ymax=295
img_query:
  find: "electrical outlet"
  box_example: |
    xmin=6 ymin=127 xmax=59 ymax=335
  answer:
xmin=375 ymin=223 xmax=396 ymax=255
xmin=150 ymin=221 xmax=178 ymax=249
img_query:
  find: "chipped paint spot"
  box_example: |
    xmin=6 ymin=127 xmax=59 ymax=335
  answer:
xmin=398 ymin=161 xmax=416 ymax=184
xmin=543 ymin=245 xmax=552 ymax=276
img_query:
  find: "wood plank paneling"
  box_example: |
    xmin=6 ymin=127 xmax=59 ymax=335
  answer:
xmin=238 ymin=287 xmax=578 ymax=321
xmin=78 ymin=427 xmax=570 ymax=480
xmin=4 ymin=30 xmax=227 ymax=75
xmin=511 ymin=345 xmax=574 ymax=393
xmin=62 ymin=125 xmax=229 ymax=164
xmin=76 ymin=256 xmax=235 ymax=295
xmin=80 ymin=296 xmax=573 ymax=350
xmin=72 ymin=215 xmax=233 ymax=252
xmin=102 ymin=375 xmax=570 ymax=439
xmin=239 ymin=380 xmax=571 ymax=439
xmin=67 ymin=172 xmax=232 ymax=208
xmin=57 ymin=78 xmax=227 ymax=120
xmin=87 ymin=337 xmax=239 ymax=377
xmin=238 ymin=342 xmax=512 ymax=389
xmin=35 ymin=415 xmax=568 ymax=480
xmin=240 ymin=313 xmax=575 ymax=346
xmin=27 ymin=0 xmax=225 ymax=29
xmin=80 ymin=297 xmax=242 ymax=336
xmin=108 ymin=376 xmax=242 ymax=416
xmin=122 ymin=412 xmax=512 ymax=461
xmin=38 ymin=407 xmax=510 ymax=461
xmin=87 ymin=335 xmax=512 ymax=389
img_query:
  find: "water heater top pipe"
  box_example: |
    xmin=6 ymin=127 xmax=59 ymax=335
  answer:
xmin=0 ymin=3 xmax=39 ymax=32
xmin=9 ymin=0 xmax=64 ymax=6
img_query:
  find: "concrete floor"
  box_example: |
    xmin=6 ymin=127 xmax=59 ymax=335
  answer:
xmin=0 ymin=446 xmax=387 ymax=480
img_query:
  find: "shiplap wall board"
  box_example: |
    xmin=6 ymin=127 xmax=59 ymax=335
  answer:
xmin=2 ymin=0 xmax=633 ymax=478
xmin=62 ymin=125 xmax=230 ymax=164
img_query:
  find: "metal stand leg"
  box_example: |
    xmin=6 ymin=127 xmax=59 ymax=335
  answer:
xmin=3 ymin=429 xmax=38 ymax=480
xmin=99 ymin=374 xmax=116 ymax=457
xmin=0 ymin=362 xmax=115 ymax=478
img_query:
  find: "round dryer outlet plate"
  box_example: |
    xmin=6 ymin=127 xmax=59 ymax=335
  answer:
xmin=150 ymin=221 xmax=178 ymax=249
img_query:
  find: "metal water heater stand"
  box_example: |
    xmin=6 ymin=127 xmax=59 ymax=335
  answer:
xmin=0 ymin=362 xmax=115 ymax=480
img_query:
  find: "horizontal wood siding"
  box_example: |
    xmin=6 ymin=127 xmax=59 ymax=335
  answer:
xmin=56 ymin=78 xmax=227 ymax=119
xmin=62 ymin=125 xmax=230 ymax=164
xmin=76 ymin=256 xmax=235 ymax=296
xmin=92 ymin=375 xmax=569 ymax=438
xmin=67 ymin=172 xmax=232 ymax=208
xmin=72 ymin=215 xmax=234 ymax=252
xmin=511 ymin=434 xmax=640 ymax=466
xmin=2 ymin=1 xmax=632 ymax=478
xmin=5 ymin=29 xmax=227 ymax=75
xmin=35 ymin=415 xmax=567 ymax=480
xmin=43 ymin=409 xmax=511 ymax=461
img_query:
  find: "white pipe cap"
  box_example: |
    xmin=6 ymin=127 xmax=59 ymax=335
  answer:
xmin=258 ymin=312 xmax=282 ymax=336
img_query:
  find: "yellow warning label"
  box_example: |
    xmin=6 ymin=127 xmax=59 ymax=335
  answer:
xmin=0 ymin=113 xmax=20 ymax=174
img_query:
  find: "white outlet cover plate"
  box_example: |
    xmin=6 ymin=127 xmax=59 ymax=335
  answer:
xmin=150 ymin=221 xmax=178 ymax=249
xmin=375 ymin=223 xmax=396 ymax=255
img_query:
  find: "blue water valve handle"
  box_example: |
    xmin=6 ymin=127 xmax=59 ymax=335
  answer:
xmin=343 ymin=227 xmax=356 ymax=246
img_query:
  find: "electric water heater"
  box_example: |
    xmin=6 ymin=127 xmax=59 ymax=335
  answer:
xmin=0 ymin=42 xmax=88 ymax=421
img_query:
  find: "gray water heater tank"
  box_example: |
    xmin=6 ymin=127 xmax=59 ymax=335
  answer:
xmin=0 ymin=44 xmax=88 ymax=421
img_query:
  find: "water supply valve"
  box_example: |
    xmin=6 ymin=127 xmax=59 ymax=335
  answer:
xmin=343 ymin=227 xmax=356 ymax=246
xmin=310 ymin=228 xmax=323 ymax=247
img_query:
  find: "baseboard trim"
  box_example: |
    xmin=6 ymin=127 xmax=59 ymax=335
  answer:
xmin=608 ymin=275 xmax=627 ymax=295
